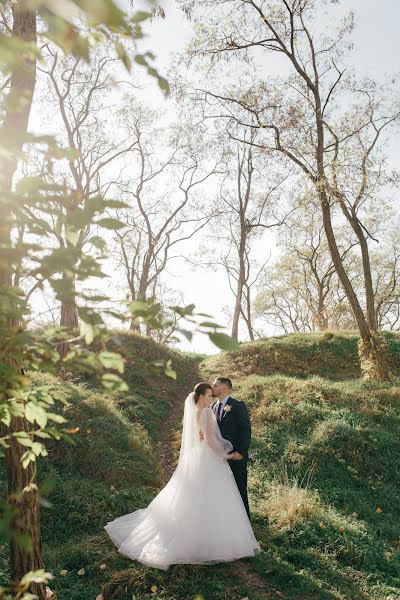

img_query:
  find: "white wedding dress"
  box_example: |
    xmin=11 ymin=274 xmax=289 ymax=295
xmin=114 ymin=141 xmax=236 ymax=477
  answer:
xmin=104 ymin=392 xmax=261 ymax=570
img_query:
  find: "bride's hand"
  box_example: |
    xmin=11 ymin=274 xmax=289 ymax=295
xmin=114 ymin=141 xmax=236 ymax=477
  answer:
xmin=225 ymin=453 xmax=235 ymax=460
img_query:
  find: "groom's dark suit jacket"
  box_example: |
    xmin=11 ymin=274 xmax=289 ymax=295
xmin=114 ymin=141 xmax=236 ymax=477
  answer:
xmin=212 ymin=397 xmax=251 ymax=459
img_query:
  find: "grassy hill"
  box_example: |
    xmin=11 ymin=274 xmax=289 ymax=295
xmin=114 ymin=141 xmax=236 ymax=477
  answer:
xmin=203 ymin=332 xmax=400 ymax=599
xmin=0 ymin=331 xmax=399 ymax=599
xmin=202 ymin=331 xmax=400 ymax=381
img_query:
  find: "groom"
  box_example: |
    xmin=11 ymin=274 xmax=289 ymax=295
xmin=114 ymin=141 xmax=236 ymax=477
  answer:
xmin=211 ymin=377 xmax=252 ymax=518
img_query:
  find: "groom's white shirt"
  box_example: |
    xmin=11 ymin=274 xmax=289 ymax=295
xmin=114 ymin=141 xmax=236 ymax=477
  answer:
xmin=214 ymin=395 xmax=230 ymax=418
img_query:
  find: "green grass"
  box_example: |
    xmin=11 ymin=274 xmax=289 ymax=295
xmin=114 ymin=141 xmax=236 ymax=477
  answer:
xmin=233 ymin=374 xmax=400 ymax=599
xmin=1 ymin=331 xmax=400 ymax=599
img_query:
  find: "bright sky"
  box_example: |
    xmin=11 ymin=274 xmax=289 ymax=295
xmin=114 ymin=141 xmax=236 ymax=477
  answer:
xmin=29 ymin=0 xmax=400 ymax=355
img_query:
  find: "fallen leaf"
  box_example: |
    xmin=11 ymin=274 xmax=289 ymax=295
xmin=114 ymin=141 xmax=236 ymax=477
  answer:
xmin=96 ymin=595 xmax=104 ymax=600
xmin=384 ymin=551 xmax=392 ymax=561
xmin=77 ymin=567 xmax=85 ymax=576
xmin=59 ymin=569 xmax=68 ymax=576
xmin=151 ymin=585 xmax=158 ymax=593
xmin=99 ymin=563 xmax=107 ymax=570
xmin=376 ymin=507 xmax=382 ymax=513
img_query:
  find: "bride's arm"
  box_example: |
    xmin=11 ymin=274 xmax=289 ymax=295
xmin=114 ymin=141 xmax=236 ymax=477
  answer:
xmin=200 ymin=408 xmax=232 ymax=459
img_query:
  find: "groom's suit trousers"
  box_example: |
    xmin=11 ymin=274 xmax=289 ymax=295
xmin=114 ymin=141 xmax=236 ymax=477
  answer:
xmin=228 ymin=459 xmax=250 ymax=518
xmin=214 ymin=396 xmax=252 ymax=519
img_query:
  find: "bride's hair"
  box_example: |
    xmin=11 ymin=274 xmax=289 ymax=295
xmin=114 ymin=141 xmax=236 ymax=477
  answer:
xmin=193 ymin=382 xmax=212 ymax=403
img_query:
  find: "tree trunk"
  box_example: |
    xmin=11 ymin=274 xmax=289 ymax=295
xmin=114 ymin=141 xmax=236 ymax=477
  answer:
xmin=358 ymin=332 xmax=392 ymax=381
xmin=5 ymin=416 xmax=45 ymax=597
xmin=231 ymin=274 xmax=243 ymax=342
xmin=58 ymin=274 xmax=78 ymax=361
xmin=243 ymin=285 xmax=254 ymax=341
xmin=315 ymin=288 xmax=329 ymax=331
xmin=320 ymin=195 xmax=391 ymax=380
xmin=129 ymin=317 xmax=141 ymax=333
xmin=0 ymin=5 xmax=47 ymax=597
xmin=314 ymin=83 xmax=390 ymax=379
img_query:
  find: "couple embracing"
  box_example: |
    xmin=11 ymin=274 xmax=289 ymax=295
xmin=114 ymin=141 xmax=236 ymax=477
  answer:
xmin=105 ymin=377 xmax=261 ymax=570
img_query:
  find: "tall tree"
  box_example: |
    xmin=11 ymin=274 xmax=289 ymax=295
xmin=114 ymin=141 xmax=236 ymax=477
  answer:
xmin=181 ymin=0 xmax=400 ymax=379
xmin=0 ymin=4 xmax=46 ymax=595
xmin=0 ymin=1 xmax=167 ymax=595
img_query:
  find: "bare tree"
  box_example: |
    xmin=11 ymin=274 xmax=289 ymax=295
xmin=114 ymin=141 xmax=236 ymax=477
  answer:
xmin=181 ymin=0 xmax=400 ymax=379
xmin=189 ymin=123 xmax=292 ymax=341
xmin=114 ymin=102 xmax=220 ymax=333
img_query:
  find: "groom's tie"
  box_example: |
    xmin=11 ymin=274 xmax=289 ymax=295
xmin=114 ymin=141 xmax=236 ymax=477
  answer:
xmin=216 ymin=402 xmax=223 ymax=424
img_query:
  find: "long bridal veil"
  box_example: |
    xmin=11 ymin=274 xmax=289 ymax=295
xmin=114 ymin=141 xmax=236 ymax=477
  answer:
xmin=179 ymin=392 xmax=233 ymax=473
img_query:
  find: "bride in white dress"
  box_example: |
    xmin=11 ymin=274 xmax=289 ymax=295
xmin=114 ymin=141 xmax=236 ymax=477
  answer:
xmin=104 ymin=382 xmax=261 ymax=570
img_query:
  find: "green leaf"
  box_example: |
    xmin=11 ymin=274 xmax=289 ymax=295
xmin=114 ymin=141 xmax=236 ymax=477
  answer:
xmin=25 ymin=403 xmax=48 ymax=428
xmin=34 ymin=431 xmax=52 ymax=439
xmin=208 ymin=332 xmax=240 ymax=351
xmin=96 ymin=218 xmax=125 ymax=230
xmin=98 ymin=351 xmax=124 ymax=374
xmin=129 ymin=299 xmax=149 ymax=315
xmin=12 ymin=432 xmax=33 ymax=447
xmin=77 ymin=307 xmax=104 ymax=325
xmin=199 ymin=321 xmax=225 ymax=329
xmin=131 ymin=10 xmax=152 ymax=23
xmin=21 ymin=450 xmax=36 ymax=469
xmin=178 ymin=329 xmax=193 ymax=342
xmin=103 ymin=199 xmax=129 ymax=209
xmin=115 ymin=42 xmax=131 ymax=71
xmin=31 ymin=442 xmax=48 ymax=457
xmin=88 ymin=236 xmax=107 ymax=250
xmin=101 ymin=373 xmax=129 ymax=392
xmin=0 ymin=406 xmax=11 ymax=427
xmin=47 ymin=413 xmax=67 ymax=424
xmin=164 ymin=367 xmax=177 ymax=380
xmin=157 ymin=76 xmax=170 ymax=95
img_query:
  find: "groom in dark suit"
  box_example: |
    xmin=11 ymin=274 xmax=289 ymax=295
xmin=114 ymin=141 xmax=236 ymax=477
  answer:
xmin=211 ymin=377 xmax=252 ymax=518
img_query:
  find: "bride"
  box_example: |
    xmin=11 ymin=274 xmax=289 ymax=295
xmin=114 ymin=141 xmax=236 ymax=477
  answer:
xmin=104 ymin=382 xmax=261 ymax=570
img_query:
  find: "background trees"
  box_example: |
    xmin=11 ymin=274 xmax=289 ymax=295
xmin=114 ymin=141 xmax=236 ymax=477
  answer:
xmin=113 ymin=103 xmax=219 ymax=335
xmin=179 ymin=0 xmax=400 ymax=379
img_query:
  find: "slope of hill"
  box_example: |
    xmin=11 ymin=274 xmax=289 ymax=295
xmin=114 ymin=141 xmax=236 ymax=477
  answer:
xmin=1 ymin=331 xmax=399 ymax=600
xmin=202 ymin=331 xmax=400 ymax=381
xmin=202 ymin=332 xmax=400 ymax=599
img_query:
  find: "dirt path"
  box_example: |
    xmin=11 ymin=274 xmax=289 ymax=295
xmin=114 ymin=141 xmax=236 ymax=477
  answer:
xmin=156 ymin=392 xmax=183 ymax=482
xmin=236 ymin=559 xmax=284 ymax=599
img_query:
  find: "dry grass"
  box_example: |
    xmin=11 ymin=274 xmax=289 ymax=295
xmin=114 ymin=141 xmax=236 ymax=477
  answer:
xmin=261 ymin=474 xmax=321 ymax=533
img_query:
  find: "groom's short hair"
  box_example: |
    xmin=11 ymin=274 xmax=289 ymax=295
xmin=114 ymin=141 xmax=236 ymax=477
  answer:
xmin=216 ymin=376 xmax=232 ymax=390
